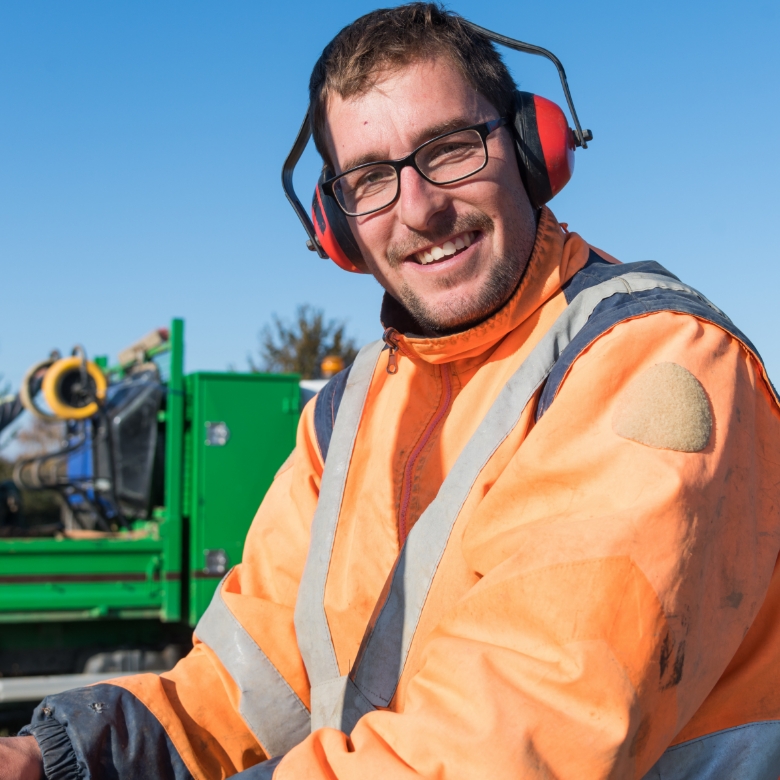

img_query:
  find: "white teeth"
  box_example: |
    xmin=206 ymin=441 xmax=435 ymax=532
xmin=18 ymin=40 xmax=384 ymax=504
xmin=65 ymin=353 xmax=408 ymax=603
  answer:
xmin=414 ymin=232 xmax=476 ymax=264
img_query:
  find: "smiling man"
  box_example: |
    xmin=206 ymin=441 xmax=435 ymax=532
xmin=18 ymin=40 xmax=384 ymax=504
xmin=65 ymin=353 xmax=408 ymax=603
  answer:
xmin=322 ymin=55 xmax=536 ymax=335
xmin=5 ymin=4 xmax=780 ymax=780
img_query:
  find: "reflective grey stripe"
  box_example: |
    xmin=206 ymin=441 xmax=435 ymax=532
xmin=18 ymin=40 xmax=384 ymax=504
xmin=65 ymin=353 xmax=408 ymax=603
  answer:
xmin=308 ymin=674 xmax=376 ymax=733
xmin=297 ymin=272 xmax=709 ymax=734
xmin=195 ymin=574 xmax=311 ymax=757
xmin=642 ymin=721 xmax=780 ymax=779
xmin=293 ymin=341 xmax=385 ymax=725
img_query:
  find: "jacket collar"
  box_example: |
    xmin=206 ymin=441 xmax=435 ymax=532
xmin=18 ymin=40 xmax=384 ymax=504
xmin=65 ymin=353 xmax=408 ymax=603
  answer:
xmin=380 ymin=206 xmax=591 ymax=365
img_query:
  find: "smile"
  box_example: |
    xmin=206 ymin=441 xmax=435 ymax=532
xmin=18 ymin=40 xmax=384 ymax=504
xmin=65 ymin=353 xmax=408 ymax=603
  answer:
xmin=411 ymin=231 xmax=476 ymax=265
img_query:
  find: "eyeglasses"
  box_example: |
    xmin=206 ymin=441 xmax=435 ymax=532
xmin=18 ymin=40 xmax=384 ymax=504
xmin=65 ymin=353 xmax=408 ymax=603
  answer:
xmin=322 ymin=117 xmax=508 ymax=217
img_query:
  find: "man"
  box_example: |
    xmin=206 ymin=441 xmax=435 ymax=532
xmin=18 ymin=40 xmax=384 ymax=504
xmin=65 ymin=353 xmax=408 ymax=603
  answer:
xmin=3 ymin=4 xmax=780 ymax=778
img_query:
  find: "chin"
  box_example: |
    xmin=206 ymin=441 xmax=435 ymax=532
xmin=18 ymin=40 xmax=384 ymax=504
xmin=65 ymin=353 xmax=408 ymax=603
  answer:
xmin=415 ymin=265 xmax=522 ymax=334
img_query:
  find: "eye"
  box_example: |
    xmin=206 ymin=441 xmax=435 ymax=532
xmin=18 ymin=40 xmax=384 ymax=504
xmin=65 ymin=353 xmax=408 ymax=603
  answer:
xmin=342 ymin=165 xmax=395 ymax=196
xmin=418 ymin=130 xmax=484 ymax=173
xmin=428 ymin=140 xmax=476 ymax=161
xmin=358 ymin=168 xmax=393 ymax=187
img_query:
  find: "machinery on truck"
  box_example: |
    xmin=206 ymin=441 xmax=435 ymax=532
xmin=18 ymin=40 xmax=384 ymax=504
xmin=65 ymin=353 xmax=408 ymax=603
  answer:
xmin=0 ymin=320 xmax=300 ymax=726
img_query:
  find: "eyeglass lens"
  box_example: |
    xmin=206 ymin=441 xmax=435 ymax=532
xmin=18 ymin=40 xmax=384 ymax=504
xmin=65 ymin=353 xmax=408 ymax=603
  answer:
xmin=333 ymin=128 xmax=487 ymax=216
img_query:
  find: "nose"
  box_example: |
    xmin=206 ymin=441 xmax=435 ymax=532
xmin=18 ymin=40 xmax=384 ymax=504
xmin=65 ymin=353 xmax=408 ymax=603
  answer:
xmin=396 ymin=165 xmax=450 ymax=232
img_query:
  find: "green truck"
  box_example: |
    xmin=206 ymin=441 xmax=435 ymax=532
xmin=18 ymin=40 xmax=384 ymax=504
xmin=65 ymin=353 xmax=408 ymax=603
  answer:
xmin=0 ymin=320 xmax=301 ymax=726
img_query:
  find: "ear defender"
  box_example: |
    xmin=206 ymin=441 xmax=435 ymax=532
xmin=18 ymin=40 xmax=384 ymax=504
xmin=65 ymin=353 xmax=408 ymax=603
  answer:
xmin=312 ymin=170 xmax=367 ymax=273
xmin=512 ymin=91 xmax=576 ymax=208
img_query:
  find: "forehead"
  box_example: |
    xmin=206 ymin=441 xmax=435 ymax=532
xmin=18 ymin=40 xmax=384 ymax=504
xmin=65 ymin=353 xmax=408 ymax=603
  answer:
xmin=323 ymin=57 xmax=497 ymax=173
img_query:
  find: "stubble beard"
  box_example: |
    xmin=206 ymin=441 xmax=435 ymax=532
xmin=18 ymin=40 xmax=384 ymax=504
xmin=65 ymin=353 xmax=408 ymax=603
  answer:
xmin=387 ymin=210 xmax=530 ymax=337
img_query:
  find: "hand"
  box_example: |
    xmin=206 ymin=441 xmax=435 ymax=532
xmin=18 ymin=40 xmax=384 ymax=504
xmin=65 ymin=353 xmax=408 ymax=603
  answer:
xmin=0 ymin=737 xmax=43 ymax=780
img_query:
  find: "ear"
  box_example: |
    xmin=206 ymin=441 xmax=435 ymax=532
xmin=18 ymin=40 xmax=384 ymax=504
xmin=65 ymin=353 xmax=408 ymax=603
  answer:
xmin=311 ymin=170 xmax=369 ymax=273
xmin=512 ymin=91 xmax=576 ymax=207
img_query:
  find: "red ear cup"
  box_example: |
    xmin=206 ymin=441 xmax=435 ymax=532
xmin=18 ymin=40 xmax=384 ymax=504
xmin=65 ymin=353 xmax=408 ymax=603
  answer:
xmin=312 ymin=171 xmax=367 ymax=273
xmin=512 ymin=91 xmax=576 ymax=207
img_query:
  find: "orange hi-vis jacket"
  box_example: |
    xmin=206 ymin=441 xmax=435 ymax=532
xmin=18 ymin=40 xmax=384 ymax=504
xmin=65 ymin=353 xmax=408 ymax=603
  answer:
xmin=22 ymin=207 xmax=780 ymax=779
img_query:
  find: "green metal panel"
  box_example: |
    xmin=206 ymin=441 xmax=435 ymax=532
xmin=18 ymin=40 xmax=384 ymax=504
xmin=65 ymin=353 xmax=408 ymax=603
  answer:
xmin=186 ymin=372 xmax=299 ymax=624
xmin=0 ymin=536 xmax=165 ymax=615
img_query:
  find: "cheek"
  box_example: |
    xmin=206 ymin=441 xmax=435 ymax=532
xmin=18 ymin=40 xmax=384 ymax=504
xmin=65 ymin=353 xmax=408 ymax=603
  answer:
xmin=350 ymin=214 xmax=395 ymax=267
xmin=483 ymin=170 xmax=530 ymax=234
xmin=485 ymin=136 xmax=526 ymax=200
xmin=462 ymin=180 xmax=517 ymax=234
xmin=490 ymin=162 xmax=524 ymax=203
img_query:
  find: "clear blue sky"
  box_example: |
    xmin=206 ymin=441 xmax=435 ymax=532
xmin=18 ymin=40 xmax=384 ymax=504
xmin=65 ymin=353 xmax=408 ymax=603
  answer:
xmin=1 ymin=0 xmax=778 ymax=391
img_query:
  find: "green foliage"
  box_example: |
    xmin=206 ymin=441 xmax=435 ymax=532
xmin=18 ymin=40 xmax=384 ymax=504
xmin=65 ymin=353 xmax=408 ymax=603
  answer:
xmin=251 ymin=305 xmax=358 ymax=379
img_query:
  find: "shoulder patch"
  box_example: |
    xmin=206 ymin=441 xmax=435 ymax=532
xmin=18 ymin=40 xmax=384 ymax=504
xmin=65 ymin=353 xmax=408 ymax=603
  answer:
xmin=612 ymin=363 xmax=712 ymax=453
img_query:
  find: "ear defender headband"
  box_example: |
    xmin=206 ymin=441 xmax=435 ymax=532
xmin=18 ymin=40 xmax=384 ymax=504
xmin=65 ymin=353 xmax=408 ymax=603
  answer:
xmin=281 ymin=20 xmax=593 ymax=274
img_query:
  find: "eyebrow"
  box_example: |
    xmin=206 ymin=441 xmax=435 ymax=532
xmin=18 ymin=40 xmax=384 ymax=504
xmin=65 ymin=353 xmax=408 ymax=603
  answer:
xmin=339 ymin=115 xmax=478 ymax=174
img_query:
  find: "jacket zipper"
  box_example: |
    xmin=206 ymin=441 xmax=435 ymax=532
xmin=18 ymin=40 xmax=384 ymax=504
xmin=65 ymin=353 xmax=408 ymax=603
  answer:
xmin=383 ymin=327 xmax=400 ymax=374
xmin=397 ymin=363 xmax=453 ymax=544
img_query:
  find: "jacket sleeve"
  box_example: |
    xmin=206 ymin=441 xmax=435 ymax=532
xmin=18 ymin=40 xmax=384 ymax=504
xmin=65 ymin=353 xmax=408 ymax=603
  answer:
xmin=19 ymin=400 xmax=325 ymax=780
xmin=271 ymin=313 xmax=780 ymax=779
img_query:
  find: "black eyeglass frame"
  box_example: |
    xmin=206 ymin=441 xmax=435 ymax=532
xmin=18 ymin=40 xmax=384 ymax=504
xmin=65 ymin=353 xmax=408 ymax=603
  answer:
xmin=322 ymin=117 xmax=508 ymax=218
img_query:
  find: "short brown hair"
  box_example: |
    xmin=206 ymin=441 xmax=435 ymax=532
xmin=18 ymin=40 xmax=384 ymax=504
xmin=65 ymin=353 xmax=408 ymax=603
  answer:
xmin=309 ymin=2 xmax=517 ymax=170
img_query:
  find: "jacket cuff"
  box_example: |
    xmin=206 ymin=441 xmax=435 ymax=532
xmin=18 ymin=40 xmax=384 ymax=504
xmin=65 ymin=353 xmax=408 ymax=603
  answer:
xmin=18 ymin=718 xmax=80 ymax=780
xmin=20 ymin=684 xmax=192 ymax=780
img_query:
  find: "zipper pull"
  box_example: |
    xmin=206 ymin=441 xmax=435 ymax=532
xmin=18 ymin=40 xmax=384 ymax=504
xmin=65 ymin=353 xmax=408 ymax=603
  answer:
xmin=382 ymin=327 xmax=399 ymax=375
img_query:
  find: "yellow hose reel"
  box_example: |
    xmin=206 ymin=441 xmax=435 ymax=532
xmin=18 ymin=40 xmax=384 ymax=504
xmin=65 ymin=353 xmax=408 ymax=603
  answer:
xmin=41 ymin=357 xmax=107 ymax=420
xmin=20 ymin=349 xmax=107 ymax=421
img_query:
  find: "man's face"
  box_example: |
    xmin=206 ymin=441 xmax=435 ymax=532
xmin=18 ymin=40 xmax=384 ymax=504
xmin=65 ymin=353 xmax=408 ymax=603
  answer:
xmin=324 ymin=57 xmax=537 ymax=334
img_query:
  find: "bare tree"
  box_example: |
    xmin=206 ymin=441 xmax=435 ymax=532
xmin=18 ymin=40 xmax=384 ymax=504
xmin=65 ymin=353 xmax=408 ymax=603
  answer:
xmin=14 ymin=416 xmax=64 ymax=457
xmin=251 ymin=305 xmax=358 ymax=379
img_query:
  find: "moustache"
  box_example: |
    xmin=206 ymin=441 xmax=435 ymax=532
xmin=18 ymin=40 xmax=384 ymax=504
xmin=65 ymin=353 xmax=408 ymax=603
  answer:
xmin=386 ymin=212 xmax=495 ymax=268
